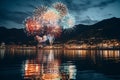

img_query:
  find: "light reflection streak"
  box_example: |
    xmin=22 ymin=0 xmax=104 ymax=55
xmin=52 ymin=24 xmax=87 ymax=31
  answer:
xmin=0 ymin=48 xmax=5 ymax=59
xmin=69 ymin=65 xmax=77 ymax=79
xmin=24 ymin=50 xmax=62 ymax=80
xmin=24 ymin=60 xmax=40 ymax=78
xmin=63 ymin=50 xmax=120 ymax=62
xmin=101 ymin=50 xmax=120 ymax=61
xmin=3 ymin=49 xmax=119 ymax=80
xmin=78 ymin=50 xmax=87 ymax=58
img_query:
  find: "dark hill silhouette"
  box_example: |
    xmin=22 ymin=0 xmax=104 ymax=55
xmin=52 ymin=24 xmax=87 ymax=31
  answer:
xmin=0 ymin=26 xmax=34 ymax=45
xmin=0 ymin=17 xmax=120 ymax=44
xmin=59 ymin=17 xmax=120 ymax=42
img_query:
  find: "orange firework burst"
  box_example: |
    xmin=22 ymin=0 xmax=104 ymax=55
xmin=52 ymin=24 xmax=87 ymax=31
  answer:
xmin=42 ymin=9 xmax=60 ymax=23
xmin=46 ymin=25 xmax=62 ymax=37
xmin=25 ymin=17 xmax=42 ymax=35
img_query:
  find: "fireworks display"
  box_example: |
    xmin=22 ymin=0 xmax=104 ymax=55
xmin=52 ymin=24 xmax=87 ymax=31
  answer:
xmin=42 ymin=8 xmax=60 ymax=24
xmin=34 ymin=5 xmax=48 ymax=17
xmin=24 ymin=2 xmax=75 ymax=45
xmin=24 ymin=17 xmax=42 ymax=36
xmin=52 ymin=2 xmax=68 ymax=17
xmin=60 ymin=14 xmax=75 ymax=29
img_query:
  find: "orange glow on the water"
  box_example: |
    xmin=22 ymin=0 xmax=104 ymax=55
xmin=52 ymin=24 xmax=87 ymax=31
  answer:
xmin=41 ymin=59 xmax=61 ymax=79
xmin=42 ymin=73 xmax=60 ymax=80
xmin=100 ymin=50 xmax=120 ymax=61
xmin=25 ymin=61 xmax=40 ymax=77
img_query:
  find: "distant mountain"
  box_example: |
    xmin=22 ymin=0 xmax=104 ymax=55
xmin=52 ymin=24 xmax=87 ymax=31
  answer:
xmin=84 ymin=17 xmax=120 ymax=39
xmin=59 ymin=17 xmax=120 ymax=42
xmin=0 ymin=26 xmax=35 ymax=45
xmin=0 ymin=17 xmax=120 ymax=44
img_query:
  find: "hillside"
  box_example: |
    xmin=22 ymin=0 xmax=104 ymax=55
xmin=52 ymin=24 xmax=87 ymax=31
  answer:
xmin=0 ymin=17 xmax=120 ymax=44
xmin=0 ymin=27 xmax=34 ymax=45
xmin=59 ymin=17 xmax=120 ymax=42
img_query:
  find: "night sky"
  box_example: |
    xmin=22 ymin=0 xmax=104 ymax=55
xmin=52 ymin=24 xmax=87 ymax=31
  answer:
xmin=0 ymin=0 xmax=120 ymax=28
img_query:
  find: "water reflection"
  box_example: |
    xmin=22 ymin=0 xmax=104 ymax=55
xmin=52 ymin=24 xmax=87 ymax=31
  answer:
xmin=24 ymin=50 xmax=61 ymax=80
xmin=0 ymin=49 xmax=120 ymax=80
xmin=100 ymin=50 xmax=120 ymax=60
xmin=61 ymin=63 xmax=77 ymax=79
xmin=0 ymin=48 xmax=5 ymax=59
xmin=24 ymin=60 xmax=40 ymax=78
xmin=24 ymin=49 xmax=78 ymax=80
xmin=23 ymin=49 xmax=120 ymax=80
xmin=63 ymin=50 xmax=120 ymax=62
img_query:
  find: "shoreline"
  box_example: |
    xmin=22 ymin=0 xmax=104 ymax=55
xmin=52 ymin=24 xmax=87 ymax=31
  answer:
xmin=0 ymin=46 xmax=120 ymax=50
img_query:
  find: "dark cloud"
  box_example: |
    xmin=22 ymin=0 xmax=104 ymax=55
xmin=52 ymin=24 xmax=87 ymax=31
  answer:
xmin=79 ymin=16 xmax=98 ymax=25
xmin=93 ymin=0 xmax=118 ymax=8
xmin=0 ymin=0 xmax=120 ymax=28
xmin=67 ymin=0 xmax=118 ymax=11
xmin=28 ymin=4 xmax=36 ymax=9
xmin=0 ymin=9 xmax=31 ymax=24
xmin=80 ymin=19 xmax=98 ymax=25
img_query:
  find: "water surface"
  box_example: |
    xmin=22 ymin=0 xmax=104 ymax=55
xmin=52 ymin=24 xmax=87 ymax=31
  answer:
xmin=0 ymin=49 xmax=120 ymax=80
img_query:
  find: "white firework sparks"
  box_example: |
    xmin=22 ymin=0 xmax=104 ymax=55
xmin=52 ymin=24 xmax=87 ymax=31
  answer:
xmin=52 ymin=2 xmax=68 ymax=17
xmin=34 ymin=5 xmax=48 ymax=17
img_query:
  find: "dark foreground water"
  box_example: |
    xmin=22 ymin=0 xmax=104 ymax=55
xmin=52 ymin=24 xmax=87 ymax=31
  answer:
xmin=0 ymin=49 xmax=120 ymax=80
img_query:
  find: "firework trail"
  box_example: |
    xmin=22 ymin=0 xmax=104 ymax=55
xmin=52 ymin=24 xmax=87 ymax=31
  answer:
xmin=24 ymin=2 xmax=75 ymax=45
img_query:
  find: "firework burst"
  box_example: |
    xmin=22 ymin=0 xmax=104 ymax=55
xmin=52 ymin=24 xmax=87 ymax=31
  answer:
xmin=46 ymin=25 xmax=62 ymax=37
xmin=34 ymin=5 xmax=48 ymax=17
xmin=60 ymin=14 xmax=75 ymax=29
xmin=24 ymin=2 xmax=75 ymax=44
xmin=52 ymin=2 xmax=68 ymax=17
xmin=42 ymin=8 xmax=60 ymax=24
xmin=24 ymin=17 xmax=42 ymax=36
